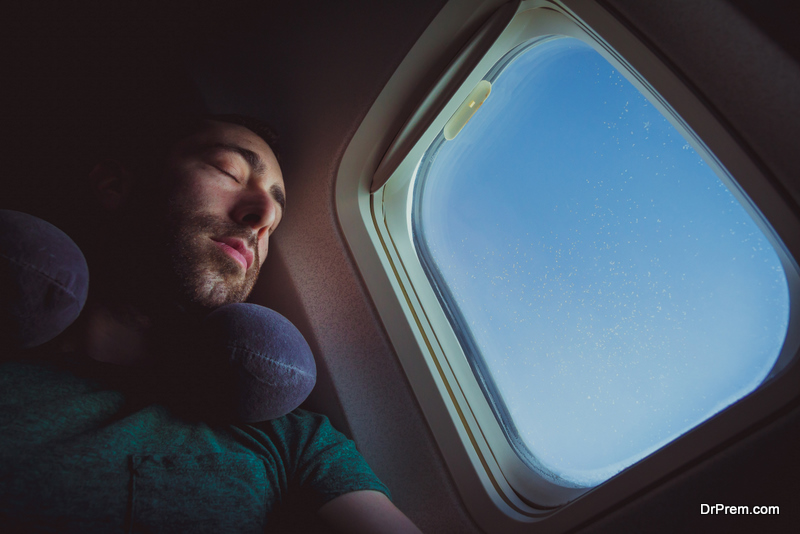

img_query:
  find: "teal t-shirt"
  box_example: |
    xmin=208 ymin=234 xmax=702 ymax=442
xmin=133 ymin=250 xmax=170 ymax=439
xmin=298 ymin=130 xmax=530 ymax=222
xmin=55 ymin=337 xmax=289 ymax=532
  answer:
xmin=0 ymin=352 xmax=390 ymax=533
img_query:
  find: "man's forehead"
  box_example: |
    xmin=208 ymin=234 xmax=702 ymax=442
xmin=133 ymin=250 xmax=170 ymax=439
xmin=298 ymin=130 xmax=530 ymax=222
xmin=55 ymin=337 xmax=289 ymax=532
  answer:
xmin=177 ymin=120 xmax=280 ymax=170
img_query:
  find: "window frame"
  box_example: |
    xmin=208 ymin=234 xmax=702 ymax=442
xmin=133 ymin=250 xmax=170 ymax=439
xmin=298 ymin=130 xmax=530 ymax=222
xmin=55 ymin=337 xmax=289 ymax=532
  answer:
xmin=336 ymin=0 xmax=800 ymax=531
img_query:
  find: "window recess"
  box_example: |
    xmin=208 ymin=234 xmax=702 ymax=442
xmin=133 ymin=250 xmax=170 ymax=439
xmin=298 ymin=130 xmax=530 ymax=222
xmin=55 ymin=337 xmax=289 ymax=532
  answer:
xmin=413 ymin=35 xmax=792 ymax=489
xmin=338 ymin=0 xmax=800 ymax=530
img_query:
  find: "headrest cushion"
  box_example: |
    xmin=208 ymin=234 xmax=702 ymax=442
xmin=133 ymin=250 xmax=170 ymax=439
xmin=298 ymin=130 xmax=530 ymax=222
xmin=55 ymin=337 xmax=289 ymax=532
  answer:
xmin=0 ymin=210 xmax=89 ymax=349
xmin=201 ymin=303 xmax=317 ymax=422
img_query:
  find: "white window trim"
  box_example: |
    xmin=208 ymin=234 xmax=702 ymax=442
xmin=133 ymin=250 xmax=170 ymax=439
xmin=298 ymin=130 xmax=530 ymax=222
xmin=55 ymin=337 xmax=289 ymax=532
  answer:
xmin=336 ymin=0 xmax=800 ymax=531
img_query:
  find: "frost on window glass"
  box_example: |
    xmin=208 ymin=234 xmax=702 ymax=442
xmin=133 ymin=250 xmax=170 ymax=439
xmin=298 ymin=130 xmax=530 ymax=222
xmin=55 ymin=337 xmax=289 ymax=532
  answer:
xmin=412 ymin=37 xmax=790 ymax=487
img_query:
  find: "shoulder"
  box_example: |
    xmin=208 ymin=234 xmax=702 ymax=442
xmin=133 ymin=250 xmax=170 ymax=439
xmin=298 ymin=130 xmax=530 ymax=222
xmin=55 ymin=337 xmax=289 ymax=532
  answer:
xmin=245 ymin=408 xmax=347 ymax=455
xmin=271 ymin=407 xmax=333 ymax=429
xmin=245 ymin=409 xmax=391 ymax=504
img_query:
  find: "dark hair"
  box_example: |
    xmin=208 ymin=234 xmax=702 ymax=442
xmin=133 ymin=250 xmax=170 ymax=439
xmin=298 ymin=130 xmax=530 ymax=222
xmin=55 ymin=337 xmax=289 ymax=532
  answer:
xmin=100 ymin=112 xmax=282 ymax=178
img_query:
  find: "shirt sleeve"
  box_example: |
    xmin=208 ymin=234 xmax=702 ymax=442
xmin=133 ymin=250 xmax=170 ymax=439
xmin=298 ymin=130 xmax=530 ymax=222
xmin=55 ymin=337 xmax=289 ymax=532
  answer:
xmin=264 ymin=409 xmax=392 ymax=511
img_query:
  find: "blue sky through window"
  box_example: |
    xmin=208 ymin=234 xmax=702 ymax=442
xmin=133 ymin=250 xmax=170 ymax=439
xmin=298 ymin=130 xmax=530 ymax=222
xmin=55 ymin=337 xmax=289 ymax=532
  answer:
xmin=414 ymin=37 xmax=790 ymax=487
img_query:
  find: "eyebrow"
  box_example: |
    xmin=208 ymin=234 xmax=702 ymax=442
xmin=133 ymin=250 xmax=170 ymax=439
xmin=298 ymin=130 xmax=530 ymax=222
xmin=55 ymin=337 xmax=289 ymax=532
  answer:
xmin=202 ymin=142 xmax=286 ymax=213
xmin=206 ymin=142 xmax=267 ymax=175
xmin=270 ymin=184 xmax=286 ymax=214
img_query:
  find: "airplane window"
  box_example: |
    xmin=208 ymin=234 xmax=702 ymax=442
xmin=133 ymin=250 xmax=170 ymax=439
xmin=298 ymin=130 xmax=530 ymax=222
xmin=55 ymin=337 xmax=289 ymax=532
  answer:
xmin=412 ymin=36 xmax=792 ymax=487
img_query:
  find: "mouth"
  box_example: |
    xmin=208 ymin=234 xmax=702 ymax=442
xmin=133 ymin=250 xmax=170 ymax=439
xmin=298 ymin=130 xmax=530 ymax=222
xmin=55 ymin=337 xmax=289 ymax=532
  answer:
xmin=211 ymin=237 xmax=254 ymax=270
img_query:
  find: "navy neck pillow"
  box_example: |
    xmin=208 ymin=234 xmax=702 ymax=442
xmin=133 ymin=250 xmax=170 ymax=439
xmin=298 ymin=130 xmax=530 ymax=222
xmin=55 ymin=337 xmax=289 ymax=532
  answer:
xmin=0 ymin=209 xmax=316 ymax=422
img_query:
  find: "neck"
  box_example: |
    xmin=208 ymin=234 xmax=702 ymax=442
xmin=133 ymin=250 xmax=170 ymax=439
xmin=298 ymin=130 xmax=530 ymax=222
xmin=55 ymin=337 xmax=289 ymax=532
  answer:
xmin=80 ymin=300 xmax=156 ymax=366
xmin=69 ymin=232 xmax=212 ymax=366
xmin=68 ymin=293 xmax=205 ymax=367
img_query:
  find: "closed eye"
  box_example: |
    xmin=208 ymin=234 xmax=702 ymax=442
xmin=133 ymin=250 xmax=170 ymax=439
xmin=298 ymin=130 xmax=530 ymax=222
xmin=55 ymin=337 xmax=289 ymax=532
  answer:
xmin=213 ymin=165 xmax=241 ymax=184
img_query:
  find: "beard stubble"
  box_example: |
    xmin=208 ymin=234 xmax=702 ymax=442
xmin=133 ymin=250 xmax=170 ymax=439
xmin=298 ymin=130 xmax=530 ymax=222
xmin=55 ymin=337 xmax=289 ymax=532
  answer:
xmin=165 ymin=206 xmax=261 ymax=310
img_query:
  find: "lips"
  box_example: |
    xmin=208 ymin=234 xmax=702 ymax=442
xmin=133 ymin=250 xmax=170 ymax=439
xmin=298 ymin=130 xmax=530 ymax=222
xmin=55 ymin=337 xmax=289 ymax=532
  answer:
xmin=211 ymin=237 xmax=254 ymax=270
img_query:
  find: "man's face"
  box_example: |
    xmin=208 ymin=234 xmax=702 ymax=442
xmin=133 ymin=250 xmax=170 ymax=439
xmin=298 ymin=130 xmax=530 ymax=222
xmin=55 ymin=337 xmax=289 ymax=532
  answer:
xmin=155 ymin=120 xmax=285 ymax=309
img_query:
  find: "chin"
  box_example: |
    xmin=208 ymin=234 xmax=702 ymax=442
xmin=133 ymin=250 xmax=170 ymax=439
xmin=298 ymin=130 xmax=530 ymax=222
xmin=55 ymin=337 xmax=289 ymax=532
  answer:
xmin=182 ymin=266 xmax=257 ymax=309
xmin=167 ymin=233 xmax=259 ymax=309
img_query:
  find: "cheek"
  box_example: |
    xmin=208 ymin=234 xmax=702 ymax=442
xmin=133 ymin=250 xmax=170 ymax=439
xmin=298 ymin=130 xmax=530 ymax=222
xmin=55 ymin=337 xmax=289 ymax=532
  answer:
xmin=170 ymin=174 xmax=228 ymax=213
xmin=257 ymin=239 xmax=269 ymax=268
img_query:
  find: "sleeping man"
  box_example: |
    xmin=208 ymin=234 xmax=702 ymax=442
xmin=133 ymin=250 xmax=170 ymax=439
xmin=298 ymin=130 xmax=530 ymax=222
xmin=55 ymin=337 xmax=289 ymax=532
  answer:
xmin=0 ymin=114 xmax=422 ymax=533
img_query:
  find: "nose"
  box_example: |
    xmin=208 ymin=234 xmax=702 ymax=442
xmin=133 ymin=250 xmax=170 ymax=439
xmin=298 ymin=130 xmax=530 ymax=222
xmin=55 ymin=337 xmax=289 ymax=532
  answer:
xmin=232 ymin=187 xmax=278 ymax=241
